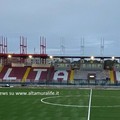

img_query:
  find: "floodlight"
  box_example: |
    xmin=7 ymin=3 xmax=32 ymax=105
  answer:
xmin=29 ymin=55 xmax=32 ymax=58
xmin=91 ymin=56 xmax=94 ymax=60
xmin=8 ymin=54 xmax=12 ymax=58
xmin=49 ymin=56 xmax=53 ymax=59
xmin=112 ymin=56 xmax=115 ymax=60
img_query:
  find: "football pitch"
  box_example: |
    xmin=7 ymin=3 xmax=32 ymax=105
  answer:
xmin=0 ymin=87 xmax=120 ymax=120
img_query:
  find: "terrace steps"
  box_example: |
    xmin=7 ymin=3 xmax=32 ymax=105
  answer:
xmin=0 ymin=66 xmax=3 ymax=73
xmin=22 ymin=67 xmax=31 ymax=82
xmin=70 ymin=70 xmax=74 ymax=83
xmin=109 ymin=70 xmax=115 ymax=83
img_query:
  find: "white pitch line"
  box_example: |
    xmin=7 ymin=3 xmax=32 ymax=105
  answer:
xmin=87 ymin=89 xmax=92 ymax=120
xmin=41 ymin=95 xmax=88 ymax=108
xmin=41 ymin=94 xmax=120 ymax=108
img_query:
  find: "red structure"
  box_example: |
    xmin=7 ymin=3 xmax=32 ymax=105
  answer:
xmin=40 ymin=36 xmax=47 ymax=64
xmin=40 ymin=36 xmax=46 ymax=54
xmin=0 ymin=36 xmax=4 ymax=54
xmin=0 ymin=36 xmax=8 ymax=65
xmin=19 ymin=36 xmax=28 ymax=63
xmin=20 ymin=36 xmax=27 ymax=54
xmin=0 ymin=66 xmax=71 ymax=83
xmin=0 ymin=36 xmax=7 ymax=54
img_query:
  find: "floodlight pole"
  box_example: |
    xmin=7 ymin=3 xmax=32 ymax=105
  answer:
xmin=81 ymin=37 xmax=84 ymax=55
xmin=40 ymin=36 xmax=47 ymax=64
xmin=60 ymin=37 xmax=65 ymax=55
xmin=20 ymin=36 xmax=27 ymax=63
xmin=100 ymin=37 xmax=104 ymax=57
xmin=20 ymin=36 xmax=27 ymax=54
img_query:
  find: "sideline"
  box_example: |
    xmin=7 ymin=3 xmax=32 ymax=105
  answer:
xmin=87 ymin=89 xmax=92 ymax=120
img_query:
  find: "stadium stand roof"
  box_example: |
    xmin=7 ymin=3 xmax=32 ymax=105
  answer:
xmin=0 ymin=53 xmax=120 ymax=60
xmin=0 ymin=53 xmax=48 ymax=58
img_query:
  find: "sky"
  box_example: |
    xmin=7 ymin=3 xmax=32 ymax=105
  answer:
xmin=0 ymin=0 xmax=120 ymax=56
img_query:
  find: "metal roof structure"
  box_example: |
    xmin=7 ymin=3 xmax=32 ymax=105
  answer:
xmin=0 ymin=53 xmax=120 ymax=59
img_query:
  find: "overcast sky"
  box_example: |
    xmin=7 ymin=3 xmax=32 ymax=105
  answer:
xmin=0 ymin=0 xmax=120 ymax=56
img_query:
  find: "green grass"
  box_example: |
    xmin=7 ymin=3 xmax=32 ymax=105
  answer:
xmin=0 ymin=87 xmax=120 ymax=120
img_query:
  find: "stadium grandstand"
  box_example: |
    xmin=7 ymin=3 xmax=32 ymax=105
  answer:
xmin=0 ymin=36 xmax=120 ymax=87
